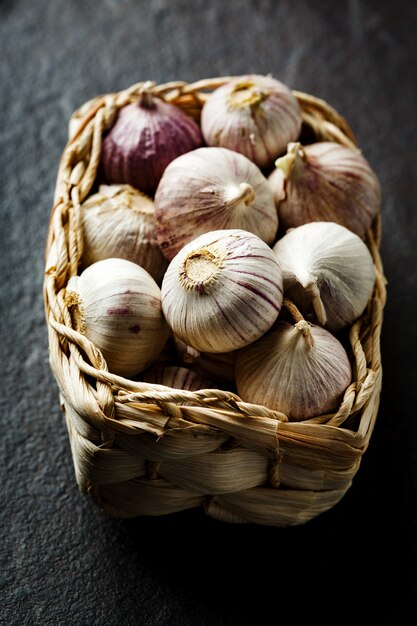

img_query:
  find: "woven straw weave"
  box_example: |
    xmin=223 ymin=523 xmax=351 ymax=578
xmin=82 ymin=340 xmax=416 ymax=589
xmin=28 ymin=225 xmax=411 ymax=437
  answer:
xmin=43 ymin=78 xmax=387 ymax=526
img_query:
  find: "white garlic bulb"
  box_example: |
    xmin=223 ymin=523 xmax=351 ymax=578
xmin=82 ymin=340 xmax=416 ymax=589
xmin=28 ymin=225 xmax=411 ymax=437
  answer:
xmin=268 ymin=142 xmax=381 ymax=238
xmin=154 ymin=146 xmax=278 ymax=261
xmin=201 ymin=74 xmax=302 ymax=169
xmin=65 ymin=258 xmax=170 ymax=377
xmin=80 ymin=184 xmax=168 ymax=283
xmin=273 ymin=221 xmax=376 ymax=332
xmin=161 ymin=229 xmax=283 ymax=353
xmin=235 ymin=319 xmax=352 ymax=420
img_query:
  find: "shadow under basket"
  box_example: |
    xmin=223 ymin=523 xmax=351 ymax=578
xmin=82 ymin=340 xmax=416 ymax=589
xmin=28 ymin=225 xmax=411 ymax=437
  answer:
xmin=43 ymin=77 xmax=387 ymax=527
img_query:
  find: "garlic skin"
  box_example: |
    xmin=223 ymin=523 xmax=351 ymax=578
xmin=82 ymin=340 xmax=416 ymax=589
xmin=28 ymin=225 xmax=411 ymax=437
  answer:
xmin=161 ymin=229 xmax=283 ymax=353
xmin=154 ymin=146 xmax=278 ymax=261
xmin=201 ymin=74 xmax=302 ymax=169
xmin=65 ymin=258 xmax=170 ymax=377
xmin=174 ymin=336 xmax=237 ymax=384
xmin=268 ymin=141 xmax=381 ymax=238
xmin=236 ymin=320 xmax=352 ymax=420
xmin=101 ymin=90 xmax=203 ymax=196
xmin=80 ymin=184 xmax=168 ymax=283
xmin=273 ymin=222 xmax=376 ymax=332
xmin=142 ymin=365 xmax=214 ymax=391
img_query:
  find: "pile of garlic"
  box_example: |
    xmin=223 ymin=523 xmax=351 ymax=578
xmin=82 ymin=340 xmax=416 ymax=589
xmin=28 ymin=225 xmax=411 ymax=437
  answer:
xmin=65 ymin=74 xmax=380 ymax=422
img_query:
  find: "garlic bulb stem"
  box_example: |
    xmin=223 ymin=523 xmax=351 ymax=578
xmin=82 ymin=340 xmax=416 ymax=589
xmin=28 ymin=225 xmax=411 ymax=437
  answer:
xmin=294 ymin=320 xmax=314 ymax=348
xmin=274 ymin=142 xmax=301 ymax=177
xmin=282 ymin=299 xmax=316 ymax=349
xmin=224 ymin=182 xmax=255 ymax=208
xmin=306 ymin=281 xmax=327 ymax=326
xmin=138 ymin=88 xmax=155 ymax=109
xmin=291 ymin=269 xmax=327 ymax=325
xmin=229 ymin=80 xmax=267 ymax=108
xmin=282 ymin=297 xmax=304 ymax=323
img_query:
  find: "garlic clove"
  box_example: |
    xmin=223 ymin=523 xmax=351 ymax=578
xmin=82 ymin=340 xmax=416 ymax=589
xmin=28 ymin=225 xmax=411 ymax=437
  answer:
xmin=268 ymin=141 xmax=381 ymax=238
xmin=161 ymin=229 xmax=283 ymax=353
xmin=65 ymin=258 xmax=170 ymax=377
xmin=80 ymin=184 xmax=168 ymax=283
xmin=100 ymin=88 xmax=203 ymax=196
xmin=154 ymin=146 xmax=278 ymax=261
xmin=273 ymin=221 xmax=376 ymax=332
xmin=235 ymin=319 xmax=352 ymax=420
xmin=201 ymin=74 xmax=302 ymax=169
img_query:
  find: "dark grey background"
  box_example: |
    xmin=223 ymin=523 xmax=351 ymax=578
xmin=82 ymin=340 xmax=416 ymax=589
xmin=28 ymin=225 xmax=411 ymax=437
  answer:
xmin=1 ymin=1 xmax=416 ymax=624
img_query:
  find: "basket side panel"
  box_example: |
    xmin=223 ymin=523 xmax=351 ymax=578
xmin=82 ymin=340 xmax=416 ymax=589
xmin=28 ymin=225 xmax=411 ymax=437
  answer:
xmin=98 ymin=477 xmax=205 ymax=519
xmin=208 ymin=486 xmax=349 ymax=527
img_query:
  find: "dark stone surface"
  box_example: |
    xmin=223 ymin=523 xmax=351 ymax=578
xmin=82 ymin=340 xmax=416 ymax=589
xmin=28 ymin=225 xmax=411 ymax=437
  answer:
xmin=1 ymin=1 xmax=416 ymax=624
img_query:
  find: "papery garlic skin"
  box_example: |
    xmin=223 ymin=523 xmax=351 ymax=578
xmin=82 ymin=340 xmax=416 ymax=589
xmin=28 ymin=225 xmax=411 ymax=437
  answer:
xmin=142 ymin=365 xmax=214 ymax=391
xmin=273 ymin=221 xmax=376 ymax=332
xmin=154 ymin=146 xmax=278 ymax=261
xmin=201 ymin=74 xmax=302 ymax=169
xmin=101 ymin=91 xmax=203 ymax=196
xmin=65 ymin=258 xmax=170 ymax=377
xmin=268 ymin=141 xmax=381 ymax=238
xmin=235 ymin=320 xmax=352 ymax=420
xmin=80 ymin=184 xmax=168 ymax=283
xmin=174 ymin=336 xmax=237 ymax=384
xmin=161 ymin=229 xmax=283 ymax=353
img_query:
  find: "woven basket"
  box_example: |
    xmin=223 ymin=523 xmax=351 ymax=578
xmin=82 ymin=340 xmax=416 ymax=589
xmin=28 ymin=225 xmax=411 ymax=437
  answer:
xmin=43 ymin=77 xmax=387 ymax=526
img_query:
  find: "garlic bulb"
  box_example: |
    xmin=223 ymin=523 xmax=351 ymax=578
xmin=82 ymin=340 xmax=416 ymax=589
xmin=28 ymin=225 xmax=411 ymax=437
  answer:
xmin=273 ymin=221 xmax=376 ymax=332
xmin=101 ymin=88 xmax=203 ymax=196
xmin=65 ymin=258 xmax=170 ymax=377
xmin=161 ymin=229 xmax=283 ymax=353
xmin=174 ymin=336 xmax=237 ymax=383
xmin=201 ymin=74 xmax=302 ymax=169
xmin=235 ymin=318 xmax=352 ymax=420
xmin=80 ymin=184 xmax=168 ymax=283
xmin=268 ymin=141 xmax=381 ymax=238
xmin=154 ymin=146 xmax=278 ymax=261
xmin=142 ymin=365 xmax=214 ymax=391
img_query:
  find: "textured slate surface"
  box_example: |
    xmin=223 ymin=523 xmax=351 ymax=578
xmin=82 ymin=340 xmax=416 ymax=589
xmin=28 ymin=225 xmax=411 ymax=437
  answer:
xmin=1 ymin=1 xmax=417 ymax=624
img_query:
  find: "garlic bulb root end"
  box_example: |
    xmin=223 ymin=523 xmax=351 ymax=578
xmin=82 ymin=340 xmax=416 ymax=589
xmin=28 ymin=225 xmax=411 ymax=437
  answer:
xmin=65 ymin=288 xmax=86 ymax=334
xmin=179 ymin=248 xmax=223 ymax=294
